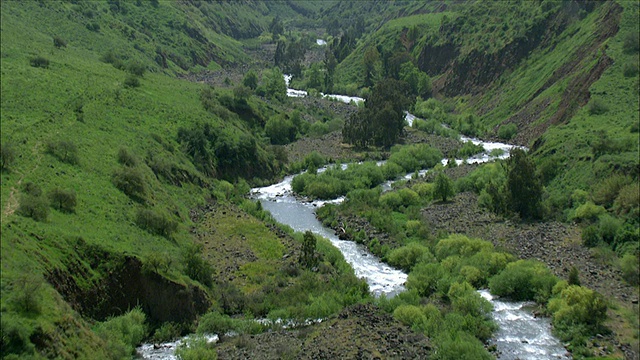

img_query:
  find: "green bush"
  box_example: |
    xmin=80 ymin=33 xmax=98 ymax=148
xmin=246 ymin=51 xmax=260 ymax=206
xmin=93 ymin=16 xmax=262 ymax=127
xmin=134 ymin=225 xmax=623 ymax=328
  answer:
xmin=94 ymin=308 xmax=147 ymax=360
xmin=456 ymin=141 xmax=485 ymax=158
xmin=387 ymin=243 xmax=434 ymax=272
xmin=379 ymin=192 xmax=402 ymax=209
xmin=588 ymin=98 xmax=609 ymax=115
xmin=17 ymin=194 xmax=49 ymax=222
xmin=135 ymin=209 xmax=177 ymax=238
xmin=406 ymin=262 xmax=451 ymax=297
xmin=46 ymin=140 xmax=79 ymax=165
xmin=593 ymin=175 xmax=631 ymax=207
xmin=124 ymin=75 xmax=140 ymax=88
xmin=434 ymin=172 xmax=455 ymax=202
xmin=433 ymin=332 xmax=493 ymax=360
xmin=618 ymin=254 xmax=639 ymax=285
xmin=53 ymin=36 xmax=67 ymax=48
xmin=497 ymin=123 xmax=517 ymax=140
xmin=0 ymin=313 xmax=36 ymax=357
xmin=48 ymin=188 xmax=77 ymax=213
xmin=176 ymin=336 xmax=218 ymax=360
xmin=117 ymin=147 xmax=138 ymax=167
xmin=265 ymin=116 xmax=296 ymax=145
xmin=30 ymin=56 xmax=49 ymax=68
xmin=489 ymin=260 xmax=558 ymax=302
xmin=112 ymin=167 xmax=146 ymax=200
xmin=1 ymin=142 xmax=16 ymax=170
xmin=9 ymin=275 xmax=43 ymax=314
xmin=183 ymin=244 xmax=213 ymax=287
xmin=126 ymin=61 xmax=146 ymax=77
xmin=393 ymin=305 xmax=425 ymax=327
xmin=623 ymin=59 xmax=639 ymax=77
xmin=388 ymin=144 xmax=443 ymax=172
xmin=547 ymin=285 xmax=607 ymax=341
xmin=623 ymin=31 xmax=639 ymax=54
xmin=571 ymin=201 xmax=606 ymax=223
xmin=582 ymin=225 xmax=601 ymax=247
xmin=435 ymin=234 xmax=493 ymax=261
xmin=398 ymin=188 xmax=420 ymax=207
xmin=152 ymin=322 xmax=181 ymax=343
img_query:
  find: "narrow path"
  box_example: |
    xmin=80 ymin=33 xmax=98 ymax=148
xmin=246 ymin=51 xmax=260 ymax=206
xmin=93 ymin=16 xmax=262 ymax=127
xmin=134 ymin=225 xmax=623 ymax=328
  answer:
xmin=2 ymin=142 xmax=42 ymax=221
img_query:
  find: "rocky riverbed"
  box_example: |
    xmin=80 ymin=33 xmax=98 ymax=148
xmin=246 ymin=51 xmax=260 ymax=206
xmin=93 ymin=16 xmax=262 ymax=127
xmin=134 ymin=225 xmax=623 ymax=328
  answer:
xmin=215 ymin=303 xmax=431 ymax=360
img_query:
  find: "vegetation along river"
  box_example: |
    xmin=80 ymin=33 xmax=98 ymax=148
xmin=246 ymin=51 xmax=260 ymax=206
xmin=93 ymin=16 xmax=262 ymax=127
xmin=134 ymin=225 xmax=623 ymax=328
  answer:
xmin=137 ymin=85 xmax=570 ymax=360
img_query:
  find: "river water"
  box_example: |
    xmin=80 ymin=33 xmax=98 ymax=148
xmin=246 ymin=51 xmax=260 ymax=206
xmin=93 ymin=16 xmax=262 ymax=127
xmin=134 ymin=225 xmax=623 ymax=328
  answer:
xmin=136 ymin=84 xmax=568 ymax=360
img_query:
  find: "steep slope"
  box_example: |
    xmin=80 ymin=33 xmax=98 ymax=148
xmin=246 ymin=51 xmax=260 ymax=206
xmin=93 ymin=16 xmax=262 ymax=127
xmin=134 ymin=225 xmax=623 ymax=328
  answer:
xmin=0 ymin=1 xmax=362 ymax=359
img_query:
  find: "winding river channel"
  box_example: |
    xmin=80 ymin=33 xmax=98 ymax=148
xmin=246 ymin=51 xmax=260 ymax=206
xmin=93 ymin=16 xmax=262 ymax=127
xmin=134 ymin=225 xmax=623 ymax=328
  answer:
xmin=137 ymin=76 xmax=570 ymax=360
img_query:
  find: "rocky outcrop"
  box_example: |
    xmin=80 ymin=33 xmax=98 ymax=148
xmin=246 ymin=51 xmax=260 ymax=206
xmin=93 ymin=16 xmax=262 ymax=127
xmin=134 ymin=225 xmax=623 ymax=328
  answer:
xmin=47 ymin=249 xmax=210 ymax=324
xmin=216 ymin=303 xmax=431 ymax=359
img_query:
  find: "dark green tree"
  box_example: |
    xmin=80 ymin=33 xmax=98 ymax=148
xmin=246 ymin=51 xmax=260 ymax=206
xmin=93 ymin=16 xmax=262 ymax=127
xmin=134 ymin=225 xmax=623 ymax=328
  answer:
xmin=300 ymin=231 xmax=318 ymax=269
xmin=48 ymin=188 xmax=77 ymax=213
xmin=1 ymin=142 xmax=16 ymax=171
xmin=363 ymin=46 xmax=381 ymax=87
xmin=343 ymin=78 xmax=411 ymax=148
xmin=263 ymin=67 xmax=286 ymax=101
xmin=242 ymin=70 xmax=258 ymax=90
xmin=506 ymin=148 xmax=543 ymax=219
xmin=434 ymin=172 xmax=455 ymax=202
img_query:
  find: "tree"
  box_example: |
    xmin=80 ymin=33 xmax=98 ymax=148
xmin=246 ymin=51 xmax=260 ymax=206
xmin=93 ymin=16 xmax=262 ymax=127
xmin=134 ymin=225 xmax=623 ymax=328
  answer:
xmin=506 ymin=148 xmax=543 ymax=219
xmin=263 ymin=67 xmax=286 ymax=101
xmin=363 ymin=46 xmax=381 ymax=87
xmin=434 ymin=172 xmax=455 ymax=202
xmin=242 ymin=70 xmax=258 ymax=90
xmin=48 ymin=188 xmax=77 ymax=213
xmin=1 ymin=142 xmax=16 ymax=170
xmin=53 ymin=36 xmax=67 ymax=49
xmin=300 ymin=231 xmax=318 ymax=269
xmin=265 ymin=115 xmax=296 ymax=145
xmin=343 ymin=78 xmax=411 ymax=147
xmin=18 ymin=194 xmax=49 ymax=222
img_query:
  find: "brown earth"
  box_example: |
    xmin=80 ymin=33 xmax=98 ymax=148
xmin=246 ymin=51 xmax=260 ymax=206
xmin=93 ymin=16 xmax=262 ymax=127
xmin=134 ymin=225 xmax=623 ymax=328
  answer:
xmin=215 ymin=303 xmax=432 ymax=360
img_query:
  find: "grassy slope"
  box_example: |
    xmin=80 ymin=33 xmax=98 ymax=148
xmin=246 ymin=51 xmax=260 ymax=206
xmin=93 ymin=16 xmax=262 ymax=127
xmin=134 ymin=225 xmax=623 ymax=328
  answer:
xmin=0 ymin=1 xmax=364 ymax=359
xmin=334 ymin=11 xmax=451 ymax=89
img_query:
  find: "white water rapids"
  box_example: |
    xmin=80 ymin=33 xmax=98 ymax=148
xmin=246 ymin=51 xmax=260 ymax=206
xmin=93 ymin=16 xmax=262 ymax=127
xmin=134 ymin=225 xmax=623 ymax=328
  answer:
xmin=136 ymin=82 xmax=569 ymax=360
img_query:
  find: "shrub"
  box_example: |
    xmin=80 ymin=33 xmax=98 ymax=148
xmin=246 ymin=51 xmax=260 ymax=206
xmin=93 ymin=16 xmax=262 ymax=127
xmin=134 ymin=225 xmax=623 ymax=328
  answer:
xmin=379 ymin=192 xmax=402 ymax=209
xmin=434 ymin=172 xmax=455 ymax=202
xmin=597 ymin=214 xmax=622 ymax=244
xmin=571 ymin=201 xmax=606 ymax=222
xmin=22 ymin=182 xmax=42 ymax=197
xmin=175 ymin=336 xmax=218 ymax=360
xmin=618 ymin=254 xmax=639 ymax=285
xmin=497 ymin=123 xmax=517 ymax=140
xmin=623 ymin=60 xmax=639 ymax=77
xmin=393 ymin=305 xmax=425 ymax=327
xmin=300 ymin=231 xmax=318 ymax=269
xmin=48 ymin=188 xmax=77 ymax=213
xmin=183 ymin=244 xmax=213 ymax=287
xmin=86 ymin=22 xmax=101 ymax=32
xmin=126 ymin=62 xmax=146 ymax=77
xmin=387 ymin=243 xmax=433 ymax=272
xmin=46 ymin=140 xmax=79 ymax=165
xmin=613 ymin=183 xmax=639 ymax=215
xmin=588 ymin=98 xmax=609 ymax=115
xmin=94 ymin=308 xmax=147 ymax=360
xmin=10 ymin=275 xmax=43 ymax=314
xmin=435 ymin=234 xmax=493 ymax=260
xmin=17 ymin=194 xmax=49 ymax=221
xmin=1 ymin=142 xmax=16 ymax=170
xmin=593 ymin=175 xmax=631 ymax=207
xmin=153 ymin=322 xmax=181 ymax=343
xmin=53 ymin=36 xmax=67 ymax=48
xmin=447 ymin=282 xmax=492 ymax=319
xmin=144 ymin=252 xmax=171 ymax=274
xmin=117 ymin=147 xmax=138 ymax=167
xmin=582 ymin=225 xmax=601 ymax=247
xmin=135 ymin=209 xmax=177 ymax=237
xmin=124 ymin=75 xmax=140 ymax=88
xmin=265 ymin=116 xmax=296 ymax=145
xmin=547 ymin=285 xmax=607 ymax=338
xmin=112 ymin=167 xmax=146 ymax=200
xmin=489 ymin=260 xmax=558 ymax=302
xmin=433 ymin=332 xmax=493 ymax=360
xmin=406 ymin=262 xmax=451 ymax=297
xmin=242 ymin=70 xmax=259 ymax=90
xmin=30 ymin=56 xmax=49 ymax=68
xmin=623 ymin=31 xmax=639 ymax=54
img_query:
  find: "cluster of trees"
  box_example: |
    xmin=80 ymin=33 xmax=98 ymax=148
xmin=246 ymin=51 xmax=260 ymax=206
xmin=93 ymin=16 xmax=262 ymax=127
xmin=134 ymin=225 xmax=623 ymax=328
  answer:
xmin=343 ymin=79 xmax=412 ymax=147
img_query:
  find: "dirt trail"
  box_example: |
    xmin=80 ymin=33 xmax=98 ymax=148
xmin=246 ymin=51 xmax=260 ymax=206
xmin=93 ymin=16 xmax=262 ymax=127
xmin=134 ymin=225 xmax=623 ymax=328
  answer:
xmin=2 ymin=142 xmax=42 ymax=220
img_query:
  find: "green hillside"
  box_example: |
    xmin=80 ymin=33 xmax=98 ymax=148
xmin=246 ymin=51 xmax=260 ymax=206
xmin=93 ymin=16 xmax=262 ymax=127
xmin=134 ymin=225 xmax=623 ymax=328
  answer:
xmin=1 ymin=0 xmax=638 ymax=359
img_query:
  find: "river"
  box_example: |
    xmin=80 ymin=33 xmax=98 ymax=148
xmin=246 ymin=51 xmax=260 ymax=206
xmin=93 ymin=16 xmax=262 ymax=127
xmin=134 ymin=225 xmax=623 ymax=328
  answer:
xmin=136 ymin=83 xmax=569 ymax=360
